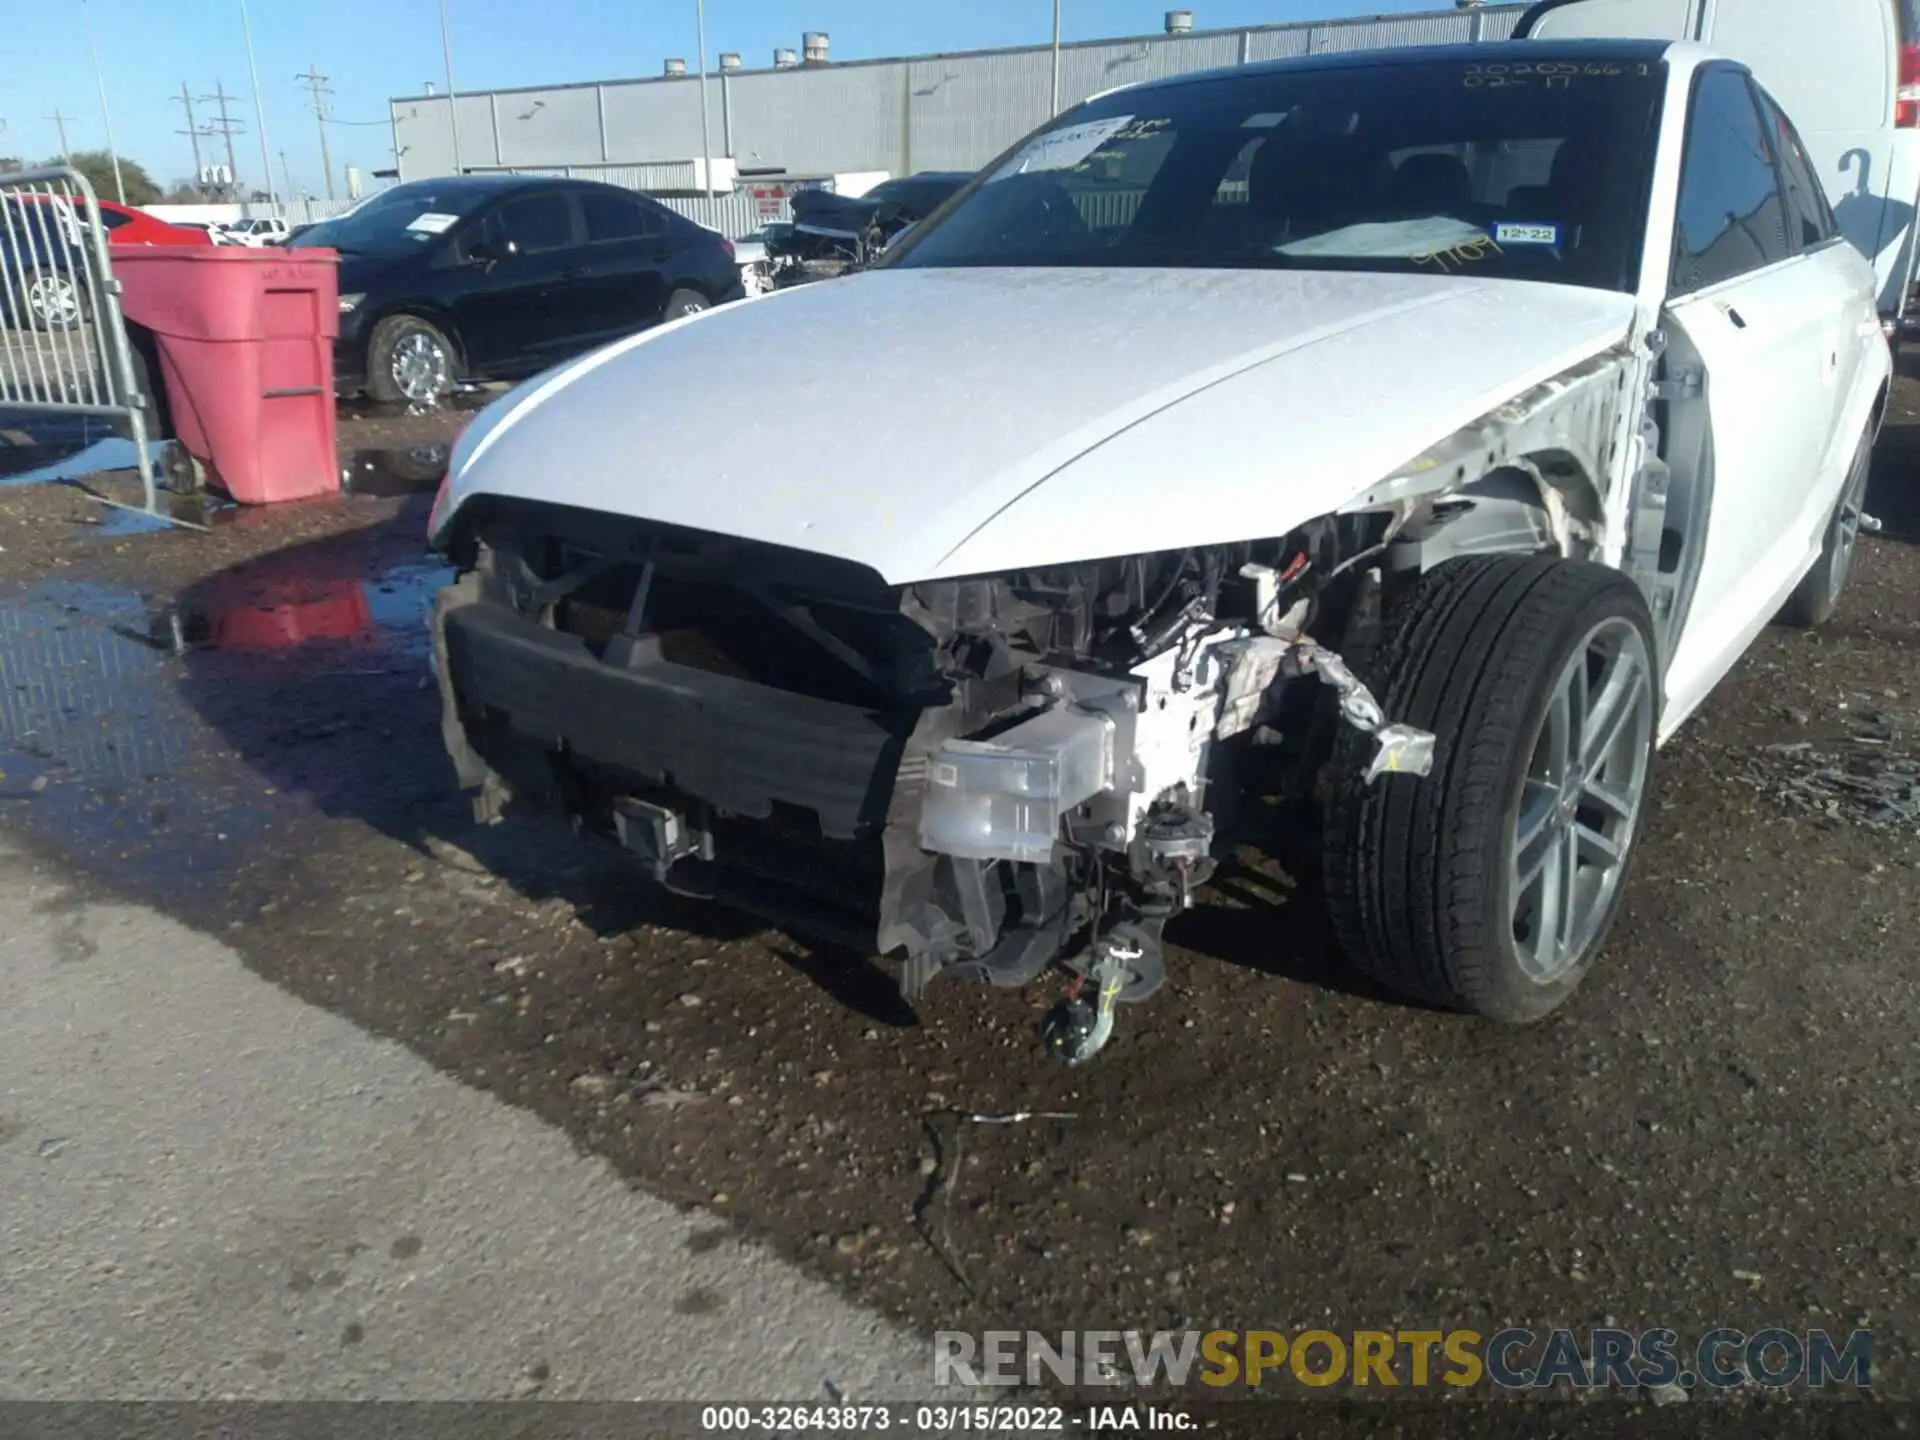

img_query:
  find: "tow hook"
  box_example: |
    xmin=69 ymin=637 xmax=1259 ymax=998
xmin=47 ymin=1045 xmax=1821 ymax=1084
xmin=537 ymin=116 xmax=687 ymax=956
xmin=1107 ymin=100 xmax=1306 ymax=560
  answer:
xmin=1282 ymin=640 xmax=1436 ymax=782
xmin=1041 ymin=920 xmax=1167 ymax=1065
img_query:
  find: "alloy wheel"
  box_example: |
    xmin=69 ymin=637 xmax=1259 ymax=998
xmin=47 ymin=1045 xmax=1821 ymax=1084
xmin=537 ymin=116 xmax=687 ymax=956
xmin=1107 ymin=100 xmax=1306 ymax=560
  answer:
xmin=29 ymin=275 xmax=80 ymax=327
xmin=1509 ymin=616 xmax=1655 ymax=984
xmin=1827 ymin=443 xmax=1872 ymax=606
xmin=390 ymin=331 xmax=450 ymax=403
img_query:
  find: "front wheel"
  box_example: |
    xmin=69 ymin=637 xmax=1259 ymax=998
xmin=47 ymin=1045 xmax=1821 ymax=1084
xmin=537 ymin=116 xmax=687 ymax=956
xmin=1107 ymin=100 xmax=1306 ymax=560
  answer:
xmin=1323 ymin=555 xmax=1660 ymax=1022
xmin=1778 ymin=428 xmax=1872 ymax=629
xmin=366 ymin=315 xmax=457 ymax=407
xmin=662 ymin=288 xmax=710 ymax=322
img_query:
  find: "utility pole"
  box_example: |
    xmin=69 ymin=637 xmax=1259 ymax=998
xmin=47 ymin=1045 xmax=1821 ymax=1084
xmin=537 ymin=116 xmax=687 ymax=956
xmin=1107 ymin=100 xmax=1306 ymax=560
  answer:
xmin=213 ymin=83 xmax=241 ymax=195
xmin=1051 ymin=0 xmax=1062 ymax=116
xmin=279 ymin=148 xmax=295 ymax=202
xmin=296 ymin=65 xmax=335 ymax=201
xmin=79 ymin=0 xmax=126 ymax=202
xmin=192 ymin=83 xmax=248 ymax=197
xmin=695 ymin=0 xmax=713 ymax=196
xmin=239 ymin=0 xmax=278 ymax=208
xmin=171 ymin=83 xmax=204 ymax=189
xmin=437 ymin=0 xmax=462 ymax=174
xmin=45 ymin=107 xmax=72 ymax=164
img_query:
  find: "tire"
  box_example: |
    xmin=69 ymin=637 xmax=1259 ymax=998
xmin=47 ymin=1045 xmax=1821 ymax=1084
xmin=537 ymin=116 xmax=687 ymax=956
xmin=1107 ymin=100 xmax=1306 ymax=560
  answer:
xmin=19 ymin=271 xmax=86 ymax=332
xmin=1323 ymin=555 xmax=1660 ymax=1022
xmin=662 ymin=288 xmax=710 ymax=322
xmin=1778 ymin=427 xmax=1871 ymax=629
xmin=366 ymin=315 xmax=458 ymax=406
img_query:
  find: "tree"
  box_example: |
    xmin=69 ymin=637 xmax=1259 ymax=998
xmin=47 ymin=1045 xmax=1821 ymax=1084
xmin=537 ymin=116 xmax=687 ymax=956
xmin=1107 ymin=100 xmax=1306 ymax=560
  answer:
xmin=0 ymin=156 xmax=23 ymax=174
xmin=52 ymin=150 xmax=162 ymax=206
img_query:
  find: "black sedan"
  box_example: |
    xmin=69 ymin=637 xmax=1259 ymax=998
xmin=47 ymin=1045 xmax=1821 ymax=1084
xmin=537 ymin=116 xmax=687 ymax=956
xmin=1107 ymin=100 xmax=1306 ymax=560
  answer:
xmin=303 ymin=176 xmax=745 ymax=405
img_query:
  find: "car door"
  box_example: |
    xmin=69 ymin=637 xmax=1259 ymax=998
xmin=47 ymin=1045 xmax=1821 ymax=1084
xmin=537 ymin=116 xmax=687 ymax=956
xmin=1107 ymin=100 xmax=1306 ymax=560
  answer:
xmin=447 ymin=190 xmax=581 ymax=373
xmin=1660 ymin=65 xmax=1854 ymax=710
xmin=1756 ymin=82 xmax=1884 ymax=475
xmin=574 ymin=187 xmax=669 ymax=340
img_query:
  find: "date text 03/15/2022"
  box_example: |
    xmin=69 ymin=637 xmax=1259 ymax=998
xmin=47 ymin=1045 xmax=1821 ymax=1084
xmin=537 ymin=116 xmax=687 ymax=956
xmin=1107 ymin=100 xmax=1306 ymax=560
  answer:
xmin=697 ymin=1405 xmax=1190 ymax=1432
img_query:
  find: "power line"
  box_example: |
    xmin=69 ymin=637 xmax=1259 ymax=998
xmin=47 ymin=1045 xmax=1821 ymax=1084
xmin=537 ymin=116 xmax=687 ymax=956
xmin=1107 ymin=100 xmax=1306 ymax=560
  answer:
xmin=170 ymin=83 xmax=204 ymax=189
xmin=193 ymin=82 xmax=249 ymax=198
xmin=295 ymin=64 xmax=335 ymax=201
xmin=44 ymin=107 xmax=72 ymax=163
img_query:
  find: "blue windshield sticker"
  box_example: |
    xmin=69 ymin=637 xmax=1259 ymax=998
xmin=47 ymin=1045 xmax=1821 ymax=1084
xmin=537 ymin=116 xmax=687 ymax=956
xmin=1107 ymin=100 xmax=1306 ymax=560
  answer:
xmin=1494 ymin=221 xmax=1560 ymax=247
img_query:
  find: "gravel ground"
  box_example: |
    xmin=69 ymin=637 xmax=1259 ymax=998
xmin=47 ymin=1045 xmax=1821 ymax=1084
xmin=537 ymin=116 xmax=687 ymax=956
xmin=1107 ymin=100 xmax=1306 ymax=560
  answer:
xmin=0 ymin=381 xmax=1916 ymax=1408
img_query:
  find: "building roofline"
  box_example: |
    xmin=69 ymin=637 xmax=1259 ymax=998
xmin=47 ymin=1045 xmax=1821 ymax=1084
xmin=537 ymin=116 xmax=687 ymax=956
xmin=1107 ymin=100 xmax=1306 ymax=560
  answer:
xmin=387 ymin=4 xmax=1526 ymax=105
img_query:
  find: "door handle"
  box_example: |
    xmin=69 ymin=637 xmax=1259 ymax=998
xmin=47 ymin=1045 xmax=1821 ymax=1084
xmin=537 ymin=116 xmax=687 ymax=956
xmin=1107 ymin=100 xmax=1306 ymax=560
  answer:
xmin=1724 ymin=306 xmax=1747 ymax=330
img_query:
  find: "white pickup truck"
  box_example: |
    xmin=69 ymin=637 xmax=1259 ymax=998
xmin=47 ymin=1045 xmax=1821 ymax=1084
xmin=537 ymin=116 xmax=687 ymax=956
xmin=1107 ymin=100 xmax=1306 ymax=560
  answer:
xmin=216 ymin=216 xmax=290 ymax=247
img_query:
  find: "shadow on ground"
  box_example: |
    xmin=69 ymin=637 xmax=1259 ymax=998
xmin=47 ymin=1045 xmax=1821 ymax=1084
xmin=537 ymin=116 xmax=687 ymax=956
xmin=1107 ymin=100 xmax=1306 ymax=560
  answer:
xmin=156 ymin=512 xmax=1365 ymax=1016
xmin=1868 ymin=413 xmax=1920 ymax=542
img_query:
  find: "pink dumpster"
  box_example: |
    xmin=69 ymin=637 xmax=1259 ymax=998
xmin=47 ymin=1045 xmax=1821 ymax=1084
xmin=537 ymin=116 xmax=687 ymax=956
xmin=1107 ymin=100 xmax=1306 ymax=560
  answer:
xmin=115 ymin=247 xmax=340 ymax=504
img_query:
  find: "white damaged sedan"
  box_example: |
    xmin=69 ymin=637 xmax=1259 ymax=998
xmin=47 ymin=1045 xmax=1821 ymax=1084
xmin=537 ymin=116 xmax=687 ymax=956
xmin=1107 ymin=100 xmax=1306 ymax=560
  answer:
xmin=428 ymin=39 xmax=1888 ymax=1062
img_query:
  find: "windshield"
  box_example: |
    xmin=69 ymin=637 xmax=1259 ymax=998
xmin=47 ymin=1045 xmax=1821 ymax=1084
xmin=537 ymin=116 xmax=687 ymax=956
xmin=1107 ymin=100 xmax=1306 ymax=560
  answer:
xmin=888 ymin=54 xmax=1667 ymax=292
xmin=296 ymin=187 xmax=482 ymax=256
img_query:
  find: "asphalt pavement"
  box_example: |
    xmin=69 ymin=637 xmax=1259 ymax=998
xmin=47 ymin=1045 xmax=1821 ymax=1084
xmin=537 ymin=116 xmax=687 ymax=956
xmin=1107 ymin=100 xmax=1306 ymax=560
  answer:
xmin=0 ymin=830 xmax=932 ymax=1400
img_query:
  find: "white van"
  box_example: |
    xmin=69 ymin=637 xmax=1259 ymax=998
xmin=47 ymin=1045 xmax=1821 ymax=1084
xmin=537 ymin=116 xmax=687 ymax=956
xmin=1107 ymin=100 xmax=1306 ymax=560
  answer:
xmin=1519 ymin=0 xmax=1920 ymax=328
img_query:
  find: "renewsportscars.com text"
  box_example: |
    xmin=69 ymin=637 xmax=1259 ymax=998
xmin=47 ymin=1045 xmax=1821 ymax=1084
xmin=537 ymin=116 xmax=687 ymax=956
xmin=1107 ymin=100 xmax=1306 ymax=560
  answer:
xmin=934 ymin=1327 xmax=1871 ymax=1391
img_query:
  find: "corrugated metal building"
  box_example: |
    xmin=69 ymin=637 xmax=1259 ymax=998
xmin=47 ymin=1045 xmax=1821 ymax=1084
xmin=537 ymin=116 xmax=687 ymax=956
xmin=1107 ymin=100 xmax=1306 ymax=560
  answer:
xmin=389 ymin=5 xmax=1528 ymax=187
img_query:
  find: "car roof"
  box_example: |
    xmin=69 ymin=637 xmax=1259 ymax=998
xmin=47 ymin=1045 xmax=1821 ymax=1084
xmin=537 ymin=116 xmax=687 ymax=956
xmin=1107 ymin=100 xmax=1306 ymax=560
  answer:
xmin=384 ymin=173 xmax=641 ymax=199
xmin=1117 ymin=36 xmax=1675 ymax=95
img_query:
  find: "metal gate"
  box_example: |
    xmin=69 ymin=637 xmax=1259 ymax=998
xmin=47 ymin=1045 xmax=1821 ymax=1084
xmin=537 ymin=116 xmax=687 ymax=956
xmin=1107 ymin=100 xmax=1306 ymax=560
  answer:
xmin=0 ymin=166 xmax=157 ymax=511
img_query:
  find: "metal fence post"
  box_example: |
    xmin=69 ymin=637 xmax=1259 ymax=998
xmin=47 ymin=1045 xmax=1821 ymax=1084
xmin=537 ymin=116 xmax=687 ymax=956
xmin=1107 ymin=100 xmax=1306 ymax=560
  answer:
xmin=0 ymin=165 xmax=158 ymax=513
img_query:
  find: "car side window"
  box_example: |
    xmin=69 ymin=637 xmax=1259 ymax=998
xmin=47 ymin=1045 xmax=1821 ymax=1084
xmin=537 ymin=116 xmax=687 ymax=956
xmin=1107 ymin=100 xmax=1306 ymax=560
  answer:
xmin=1670 ymin=67 xmax=1792 ymax=296
xmin=496 ymin=194 xmax=575 ymax=254
xmin=580 ymin=189 xmax=647 ymax=243
xmin=1755 ymin=86 xmax=1838 ymax=251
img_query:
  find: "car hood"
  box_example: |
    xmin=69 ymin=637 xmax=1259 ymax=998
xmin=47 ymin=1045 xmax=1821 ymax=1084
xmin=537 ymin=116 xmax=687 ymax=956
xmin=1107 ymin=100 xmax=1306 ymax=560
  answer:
xmin=437 ymin=266 xmax=1637 ymax=582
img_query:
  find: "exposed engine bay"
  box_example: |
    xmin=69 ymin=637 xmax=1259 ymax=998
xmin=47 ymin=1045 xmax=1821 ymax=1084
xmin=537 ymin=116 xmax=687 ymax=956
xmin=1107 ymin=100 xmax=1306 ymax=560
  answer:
xmin=432 ymin=496 xmax=1454 ymax=1063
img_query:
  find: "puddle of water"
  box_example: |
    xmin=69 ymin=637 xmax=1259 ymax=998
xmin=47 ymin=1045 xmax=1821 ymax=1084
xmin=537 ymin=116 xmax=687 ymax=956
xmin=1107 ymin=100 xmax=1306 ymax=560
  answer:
xmin=0 ymin=582 xmax=190 ymax=785
xmin=360 ymin=559 xmax=455 ymax=656
xmin=337 ymin=389 xmax=493 ymax=423
xmin=0 ymin=580 xmax=272 ymax=885
xmin=0 ymin=544 xmax=453 ymax=892
xmin=86 ymin=490 xmax=237 ymax=538
xmin=0 ymin=436 xmax=162 ymax=488
xmin=137 ymin=554 xmax=452 ymax=656
xmin=341 ymin=445 xmax=451 ymax=498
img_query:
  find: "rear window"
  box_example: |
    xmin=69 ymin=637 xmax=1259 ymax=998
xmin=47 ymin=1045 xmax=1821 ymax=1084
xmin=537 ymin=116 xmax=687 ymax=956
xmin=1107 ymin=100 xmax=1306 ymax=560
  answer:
xmin=888 ymin=55 xmax=1669 ymax=292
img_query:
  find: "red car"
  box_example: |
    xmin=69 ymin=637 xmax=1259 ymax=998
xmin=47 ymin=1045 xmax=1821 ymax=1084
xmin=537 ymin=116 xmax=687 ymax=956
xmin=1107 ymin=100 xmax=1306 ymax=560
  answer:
xmin=13 ymin=194 xmax=211 ymax=247
xmin=93 ymin=201 xmax=212 ymax=247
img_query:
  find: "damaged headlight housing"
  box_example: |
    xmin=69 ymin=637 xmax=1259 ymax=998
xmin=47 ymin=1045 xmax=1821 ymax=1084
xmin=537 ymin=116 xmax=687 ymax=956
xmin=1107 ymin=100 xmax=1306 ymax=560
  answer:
xmin=920 ymin=703 xmax=1118 ymax=865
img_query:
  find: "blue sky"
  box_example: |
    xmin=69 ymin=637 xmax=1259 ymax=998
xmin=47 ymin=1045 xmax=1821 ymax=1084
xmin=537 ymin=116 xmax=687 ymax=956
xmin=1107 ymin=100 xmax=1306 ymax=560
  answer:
xmin=1 ymin=0 xmax=1446 ymax=199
